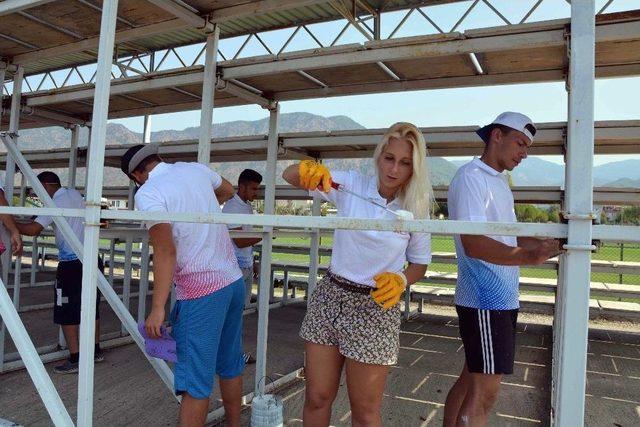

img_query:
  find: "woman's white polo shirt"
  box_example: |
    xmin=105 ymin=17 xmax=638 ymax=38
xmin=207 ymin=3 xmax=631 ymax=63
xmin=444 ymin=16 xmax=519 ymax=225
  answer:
xmin=312 ymin=170 xmax=431 ymax=287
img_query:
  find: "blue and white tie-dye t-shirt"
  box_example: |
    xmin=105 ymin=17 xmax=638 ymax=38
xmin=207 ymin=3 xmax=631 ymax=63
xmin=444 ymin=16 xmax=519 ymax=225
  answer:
xmin=35 ymin=187 xmax=85 ymax=262
xmin=447 ymin=158 xmax=520 ymax=310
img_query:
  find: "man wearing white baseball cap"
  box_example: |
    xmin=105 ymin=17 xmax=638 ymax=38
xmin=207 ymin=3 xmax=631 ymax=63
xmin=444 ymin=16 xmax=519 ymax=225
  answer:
xmin=444 ymin=112 xmax=562 ymax=426
xmin=120 ymin=144 xmax=246 ymax=427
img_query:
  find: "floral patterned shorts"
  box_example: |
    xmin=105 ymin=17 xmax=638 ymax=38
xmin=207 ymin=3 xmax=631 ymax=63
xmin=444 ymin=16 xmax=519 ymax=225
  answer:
xmin=299 ymin=271 xmax=401 ymax=365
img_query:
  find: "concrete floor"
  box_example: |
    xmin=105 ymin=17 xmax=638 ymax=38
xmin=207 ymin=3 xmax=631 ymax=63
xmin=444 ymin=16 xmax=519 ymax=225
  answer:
xmin=1 ymin=276 xmax=639 ymax=426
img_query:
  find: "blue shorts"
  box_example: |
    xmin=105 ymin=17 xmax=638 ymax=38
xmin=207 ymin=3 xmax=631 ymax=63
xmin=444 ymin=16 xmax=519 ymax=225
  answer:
xmin=169 ymin=278 xmax=245 ymax=399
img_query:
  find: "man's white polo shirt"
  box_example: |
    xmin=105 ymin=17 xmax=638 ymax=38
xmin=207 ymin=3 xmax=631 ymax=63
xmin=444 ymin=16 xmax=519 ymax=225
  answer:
xmin=135 ymin=162 xmax=242 ymax=300
xmin=312 ymin=170 xmax=432 ymax=288
xmin=447 ymin=158 xmax=520 ymax=310
xmin=222 ymin=193 xmax=254 ymax=269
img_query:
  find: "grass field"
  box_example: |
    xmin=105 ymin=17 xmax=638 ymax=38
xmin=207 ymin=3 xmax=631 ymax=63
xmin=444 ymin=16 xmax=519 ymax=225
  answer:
xmin=270 ymin=235 xmax=640 ymax=287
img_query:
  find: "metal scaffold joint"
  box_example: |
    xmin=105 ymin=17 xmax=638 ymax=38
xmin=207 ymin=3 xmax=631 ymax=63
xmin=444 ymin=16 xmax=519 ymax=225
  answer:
xmin=562 ymin=212 xmax=596 ymax=221
xmin=265 ymin=100 xmax=278 ymax=111
xmin=201 ymin=17 xmax=215 ymax=33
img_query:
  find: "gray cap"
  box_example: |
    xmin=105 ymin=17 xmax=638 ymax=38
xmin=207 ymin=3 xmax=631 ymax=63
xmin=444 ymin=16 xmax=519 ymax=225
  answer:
xmin=120 ymin=143 xmax=160 ymax=175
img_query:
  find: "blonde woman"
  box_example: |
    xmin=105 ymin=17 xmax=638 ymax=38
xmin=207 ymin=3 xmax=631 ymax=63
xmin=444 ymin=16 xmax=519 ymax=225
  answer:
xmin=283 ymin=122 xmax=433 ymax=426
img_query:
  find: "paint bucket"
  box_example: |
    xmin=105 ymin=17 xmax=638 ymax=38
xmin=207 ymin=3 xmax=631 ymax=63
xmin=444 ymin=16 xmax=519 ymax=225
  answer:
xmin=251 ymin=394 xmax=283 ymax=427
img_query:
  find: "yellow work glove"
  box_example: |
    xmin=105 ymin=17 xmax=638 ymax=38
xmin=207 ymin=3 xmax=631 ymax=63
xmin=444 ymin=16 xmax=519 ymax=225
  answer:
xmin=371 ymin=272 xmax=407 ymax=310
xmin=299 ymin=160 xmax=332 ymax=192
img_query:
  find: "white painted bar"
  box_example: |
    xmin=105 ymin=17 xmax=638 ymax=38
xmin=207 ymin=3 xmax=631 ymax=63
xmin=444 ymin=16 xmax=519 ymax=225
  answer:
xmin=198 ymin=27 xmax=219 ymax=164
xmin=307 ymin=193 xmax=321 ymax=301
xmin=553 ymin=2 xmax=596 ymax=425
xmin=255 ymin=104 xmax=279 ymax=396
xmin=0 ymin=65 xmax=23 ymax=372
xmin=68 ymin=125 xmax=79 ymax=188
xmin=0 ymin=0 xmax=55 ymax=16
xmin=137 ymin=237 xmax=150 ymax=321
xmin=76 ymin=2 xmax=119 ymax=424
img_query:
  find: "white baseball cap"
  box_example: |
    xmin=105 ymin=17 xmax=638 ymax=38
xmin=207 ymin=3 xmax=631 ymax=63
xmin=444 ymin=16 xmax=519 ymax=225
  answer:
xmin=121 ymin=143 xmax=160 ymax=175
xmin=476 ymin=111 xmax=537 ymax=144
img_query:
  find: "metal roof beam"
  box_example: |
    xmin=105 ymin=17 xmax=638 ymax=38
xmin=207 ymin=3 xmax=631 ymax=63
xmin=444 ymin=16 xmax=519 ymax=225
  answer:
xmin=0 ymin=0 xmax=55 ymax=17
xmin=0 ymin=33 xmax=39 ymax=49
xmin=147 ymin=0 xmax=214 ymax=32
xmin=216 ymin=78 xmax=273 ymax=109
xmin=16 ymin=11 xmax=84 ymax=39
xmin=210 ymin=0 xmax=329 ymax=23
xmin=22 ymin=106 xmax=88 ymax=126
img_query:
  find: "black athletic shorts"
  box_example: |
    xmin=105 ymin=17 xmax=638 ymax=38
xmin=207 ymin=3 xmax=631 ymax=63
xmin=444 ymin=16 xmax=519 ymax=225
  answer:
xmin=53 ymin=259 xmax=104 ymax=326
xmin=456 ymin=305 xmax=519 ymax=375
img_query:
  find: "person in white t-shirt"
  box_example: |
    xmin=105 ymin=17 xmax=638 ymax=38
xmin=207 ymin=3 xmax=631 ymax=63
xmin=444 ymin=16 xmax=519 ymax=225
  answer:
xmin=444 ymin=112 xmax=562 ymax=426
xmin=222 ymin=169 xmax=263 ymax=307
xmin=119 ymin=144 xmax=244 ymax=427
xmin=283 ymin=122 xmax=433 ymax=426
xmin=16 ymin=171 xmax=104 ymax=374
xmin=222 ymin=168 xmax=263 ymax=366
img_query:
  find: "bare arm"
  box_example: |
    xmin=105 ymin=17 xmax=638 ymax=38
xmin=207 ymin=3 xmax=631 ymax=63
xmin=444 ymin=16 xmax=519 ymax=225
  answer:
xmin=403 ymin=262 xmax=428 ymax=285
xmin=0 ymin=192 xmax=20 ymax=234
xmin=0 ymin=191 xmax=24 ymax=254
xmin=282 ymin=163 xmax=302 ymax=188
xmin=16 ymin=221 xmax=44 ymax=237
xmin=461 ymin=234 xmax=561 ymax=266
xmin=229 ymin=226 xmax=262 ymax=248
xmin=214 ymin=177 xmax=234 ymax=204
xmin=517 ymin=236 xmax=543 ymax=250
xmin=146 ymin=223 xmax=176 ymax=338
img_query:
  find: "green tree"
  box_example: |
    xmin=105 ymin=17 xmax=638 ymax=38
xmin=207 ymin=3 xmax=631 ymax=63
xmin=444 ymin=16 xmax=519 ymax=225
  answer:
xmin=548 ymin=207 xmax=561 ymax=223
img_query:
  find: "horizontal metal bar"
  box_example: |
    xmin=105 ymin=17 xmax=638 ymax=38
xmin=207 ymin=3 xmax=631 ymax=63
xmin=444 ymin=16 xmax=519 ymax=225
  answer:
xmin=593 ymin=225 xmax=640 ymax=243
xmin=0 ymin=0 xmax=54 ymax=16
xmin=0 ymin=206 xmax=85 ymax=217
xmin=100 ymin=210 xmax=568 ymax=237
xmin=147 ymin=0 xmax=212 ymax=31
xmin=563 ymin=244 xmax=597 ymax=251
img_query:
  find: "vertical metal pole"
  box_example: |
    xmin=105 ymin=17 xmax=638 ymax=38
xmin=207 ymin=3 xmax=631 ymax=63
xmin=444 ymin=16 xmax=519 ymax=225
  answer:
xmin=40 ymin=245 xmax=46 ymax=268
xmin=0 ymin=61 xmax=5 ymax=101
xmin=0 ymin=62 xmax=7 ymax=290
xmin=30 ymin=237 xmax=38 ymax=287
xmin=255 ymin=103 xmax=279 ymax=395
xmin=85 ymin=126 xmax=92 ymax=183
xmin=143 ymin=115 xmax=152 ymax=143
xmin=618 ymin=243 xmax=623 ymax=284
xmin=19 ymin=173 xmax=26 ymax=205
xmin=69 ymin=125 xmax=79 ymax=188
xmin=0 ymin=64 xmax=23 ymax=372
xmin=198 ymin=26 xmax=219 ymax=164
xmin=108 ymin=239 xmax=115 ymax=286
xmin=137 ymin=235 xmax=150 ymax=321
xmin=12 ymin=173 xmax=26 ymax=308
xmin=77 ymin=1 xmax=119 ymax=424
xmin=552 ymin=2 xmax=595 ymax=426
xmin=5 ymin=66 xmax=23 ymax=204
xmin=122 ymin=182 xmax=135 ymax=335
xmin=308 ymin=194 xmax=321 ymax=301
xmin=282 ymin=268 xmax=289 ymax=304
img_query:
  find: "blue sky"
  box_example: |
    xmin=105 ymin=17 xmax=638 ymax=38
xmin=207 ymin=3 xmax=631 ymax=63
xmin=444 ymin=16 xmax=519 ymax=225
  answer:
xmin=110 ymin=0 xmax=640 ymax=166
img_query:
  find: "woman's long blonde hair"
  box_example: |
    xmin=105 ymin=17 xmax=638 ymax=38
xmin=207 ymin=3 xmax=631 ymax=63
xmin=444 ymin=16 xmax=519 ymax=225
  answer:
xmin=373 ymin=122 xmax=434 ymax=219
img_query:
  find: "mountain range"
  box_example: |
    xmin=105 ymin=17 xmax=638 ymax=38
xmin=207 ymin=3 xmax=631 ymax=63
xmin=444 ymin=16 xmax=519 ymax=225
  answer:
xmin=6 ymin=112 xmax=640 ymax=189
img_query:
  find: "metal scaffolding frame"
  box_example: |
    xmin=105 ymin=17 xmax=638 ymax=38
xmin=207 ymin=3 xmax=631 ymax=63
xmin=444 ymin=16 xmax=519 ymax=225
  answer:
xmin=0 ymin=1 xmax=639 ymax=426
